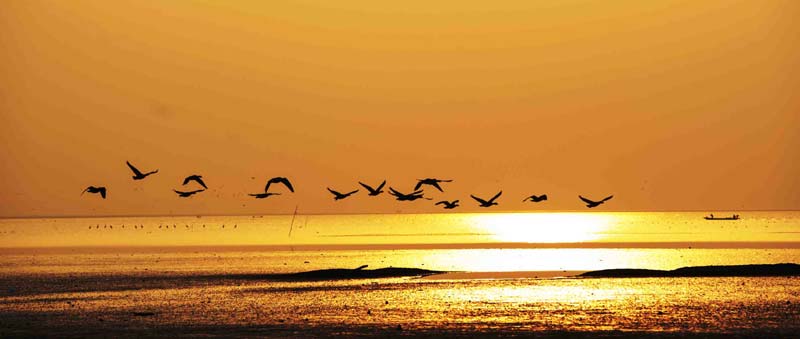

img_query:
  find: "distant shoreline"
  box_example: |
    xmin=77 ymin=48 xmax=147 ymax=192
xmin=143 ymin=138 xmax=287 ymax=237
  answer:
xmin=2 ymin=209 xmax=799 ymax=219
xmin=578 ymin=263 xmax=800 ymax=278
xmin=3 ymin=241 xmax=800 ymax=254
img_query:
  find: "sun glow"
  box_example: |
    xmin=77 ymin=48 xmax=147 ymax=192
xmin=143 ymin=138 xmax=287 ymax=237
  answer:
xmin=469 ymin=213 xmax=617 ymax=243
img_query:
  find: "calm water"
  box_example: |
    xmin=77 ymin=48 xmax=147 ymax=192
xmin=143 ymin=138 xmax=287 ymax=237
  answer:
xmin=1 ymin=211 xmax=799 ymax=337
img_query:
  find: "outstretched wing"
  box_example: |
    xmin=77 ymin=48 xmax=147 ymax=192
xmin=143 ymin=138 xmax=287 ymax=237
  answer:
xmin=358 ymin=182 xmax=375 ymax=193
xmin=279 ymin=177 xmax=294 ymax=192
xmin=190 ymin=189 xmax=206 ymax=194
xmin=389 ymin=187 xmax=403 ymax=196
xmin=194 ymin=177 xmax=208 ymax=189
xmin=414 ymin=180 xmax=424 ymax=191
xmin=81 ymin=187 xmax=89 ymax=195
xmin=435 ymin=201 xmax=446 ymax=205
xmin=430 ymin=182 xmax=443 ymax=192
xmin=376 ymin=180 xmax=386 ymax=191
xmin=471 ymin=195 xmax=488 ymax=204
xmin=346 ymin=190 xmax=359 ymax=196
xmin=327 ymin=187 xmax=341 ymax=196
xmin=126 ymin=161 xmax=143 ymax=176
xmin=99 ymin=187 xmax=106 ymax=199
xmin=488 ymin=191 xmax=503 ymax=203
xmin=601 ymin=195 xmax=614 ymax=202
xmin=579 ymin=195 xmax=596 ymax=204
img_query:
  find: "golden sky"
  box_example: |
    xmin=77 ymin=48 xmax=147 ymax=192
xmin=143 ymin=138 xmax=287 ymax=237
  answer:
xmin=1 ymin=0 xmax=798 ymax=217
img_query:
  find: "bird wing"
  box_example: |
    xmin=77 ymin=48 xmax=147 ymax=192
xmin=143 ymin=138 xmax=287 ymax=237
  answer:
xmin=389 ymin=187 xmax=403 ymax=196
xmin=430 ymin=182 xmax=443 ymax=192
xmin=279 ymin=177 xmax=294 ymax=192
xmin=126 ymin=161 xmax=143 ymax=176
xmin=358 ymin=182 xmax=375 ymax=193
xmin=453 ymin=200 xmax=459 ymax=204
xmin=191 ymin=189 xmax=205 ymax=194
xmin=411 ymin=190 xmax=424 ymax=195
xmin=579 ymin=195 xmax=596 ymax=204
xmin=471 ymin=195 xmax=488 ymax=204
xmin=182 ymin=176 xmax=192 ymax=185
xmin=346 ymin=190 xmax=359 ymax=196
xmin=195 ymin=177 xmax=208 ymax=189
xmin=601 ymin=195 xmax=614 ymax=202
xmin=81 ymin=187 xmax=89 ymax=195
xmin=99 ymin=187 xmax=106 ymax=199
xmin=435 ymin=201 xmax=446 ymax=205
xmin=327 ymin=187 xmax=342 ymax=196
xmin=414 ymin=181 xmax=424 ymax=191
xmin=522 ymin=196 xmax=531 ymax=202
xmin=376 ymin=180 xmax=386 ymax=191
xmin=489 ymin=191 xmax=503 ymax=202
xmin=174 ymin=189 xmax=187 ymax=194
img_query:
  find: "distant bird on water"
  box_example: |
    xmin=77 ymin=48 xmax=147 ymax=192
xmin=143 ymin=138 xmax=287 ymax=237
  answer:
xmin=359 ymin=180 xmax=386 ymax=196
xmin=389 ymin=187 xmax=429 ymax=201
xmin=471 ymin=191 xmax=502 ymax=207
xmin=579 ymin=195 xmax=613 ymax=208
xmin=249 ymin=192 xmax=281 ymax=199
xmin=173 ymin=189 xmax=205 ymax=197
xmin=327 ymin=188 xmax=358 ymax=200
xmin=265 ymin=177 xmax=294 ymax=193
xmin=126 ymin=161 xmax=158 ymax=180
xmin=183 ymin=175 xmax=207 ymax=189
xmin=523 ymin=194 xmax=548 ymax=203
xmin=435 ymin=200 xmax=459 ymax=209
xmin=81 ymin=186 xmax=107 ymax=199
xmin=415 ymin=178 xmax=453 ymax=192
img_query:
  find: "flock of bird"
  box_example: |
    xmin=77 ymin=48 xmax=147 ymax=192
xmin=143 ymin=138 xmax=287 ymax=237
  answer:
xmin=81 ymin=161 xmax=615 ymax=209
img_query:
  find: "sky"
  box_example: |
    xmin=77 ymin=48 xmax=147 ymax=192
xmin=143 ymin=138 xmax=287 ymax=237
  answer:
xmin=1 ymin=0 xmax=798 ymax=217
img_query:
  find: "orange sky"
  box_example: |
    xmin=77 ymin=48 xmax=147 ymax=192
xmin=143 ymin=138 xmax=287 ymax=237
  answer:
xmin=1 ymin=0 xmax=798 ymax=217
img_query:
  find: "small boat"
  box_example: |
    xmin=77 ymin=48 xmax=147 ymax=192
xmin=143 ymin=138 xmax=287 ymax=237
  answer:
xmin=704 ymin=214 xmax=740 ymax=220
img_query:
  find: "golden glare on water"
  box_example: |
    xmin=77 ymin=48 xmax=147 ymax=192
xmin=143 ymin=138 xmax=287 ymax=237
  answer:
xmin=469 ymin=213 xmax=616 ymax=243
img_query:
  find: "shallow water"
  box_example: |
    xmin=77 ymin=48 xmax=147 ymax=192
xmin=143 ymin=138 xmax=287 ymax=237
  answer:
xmin=1 ymin=211 xmax=799 ymax=337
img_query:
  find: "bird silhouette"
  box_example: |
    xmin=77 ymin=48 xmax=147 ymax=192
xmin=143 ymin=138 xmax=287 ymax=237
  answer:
xmin=265 ymin=177 xmax=294 ymax=193
xmin=414 ymin=178 xmax=452 ymax=192
xmin=174 ymin=189 xmax=205 ymax=197
xmin=523 ymin=194 xmax=548 ymax=203
xmin=579 ymin=195 xmax=613 ymax=208
xmin=81 ymin=186 xmax=107 ymax=199
xmin=183 ymin=175 xmax=207 ymax=189
xmin=249 ymin=192 xmax=281 ymax=199
xmin=471 ymin=191 xmax=502 ymax=207
xmin=327 ymin=188 xmax=358 ymax=200
xmin=126 ymin=161 xmax=158 ymax=180
xmin=359 ymin=180 xmax=386 ymax=196
xmin=435 ymin=200 xmax=459 ymax=209
xmin=389 ymin=187 xmax=430 ymax=201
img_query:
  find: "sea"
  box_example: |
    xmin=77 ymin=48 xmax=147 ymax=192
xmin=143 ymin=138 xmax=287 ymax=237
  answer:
xmin=1 ymin=211 xmax=799 ymax=337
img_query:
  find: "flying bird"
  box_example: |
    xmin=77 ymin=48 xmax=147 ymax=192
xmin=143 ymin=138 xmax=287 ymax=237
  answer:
xmin=265 ymin=177 xmax=294 ymax=193
xmin=389 ymin=187 xmax=429 ymax=201
xmin=173 ymin=189 xmax=205 ymax=197
xmin=249 ymin=192 xmax=281 ymax=199
xmin=126 ymin=161 xmax=158 ymax=180
xmin=183 ymin=175 xmax=207 ymax=189
xmin=579 ymin=195 xmax=613 ymax=208
xmin=415 ymin=178 xmax=453 ymax=192
xmin=523 ymin=194 xmax=548 ymax=203
xmin=435 ymin=200 xmax=459 ymax=209
xmin=327 ymin=188 xmax=358 ymax=200
xmin=359 ymin=180 xmax=386 ymax=196
xmin=81 ymin=186 xmax=106 ymax=199
xmin=471 ymin=191 xmax=502 ymax=207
